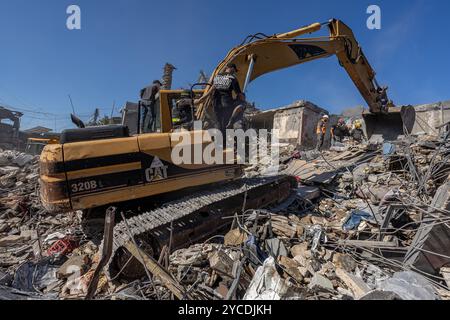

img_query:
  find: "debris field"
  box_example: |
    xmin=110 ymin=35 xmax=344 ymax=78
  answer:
xmin=1 ymin=133 xmax=450 ymax=300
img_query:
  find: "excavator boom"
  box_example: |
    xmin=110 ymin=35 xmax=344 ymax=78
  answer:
xmin=198 ymin=19 xmax=392 ymax=121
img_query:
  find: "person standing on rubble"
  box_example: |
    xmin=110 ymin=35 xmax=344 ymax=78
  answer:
xmin=140 ymin=80 xmax=162 ymax=133
xmin=316 ymin=114 xmax=329 ymax=151
xmin=351 ymin=120 xmax=367 ymax=143
xmin=331 ymin=118 xmax=350 ymax=145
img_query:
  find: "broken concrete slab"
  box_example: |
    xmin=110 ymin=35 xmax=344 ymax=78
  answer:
xmin=209 ymin=250 xmax=235 ymax=279
xmin=335 ymin=268 xmax=370 ymax=299
xmin=224 ymin=229 xmax=248 ymax=246
xmin=308 ymin=273 xmax=334 ymax=293
xmin=332 ymin=253 xmax=357 ymax=272
xmin=290 ymin=243 xmax=310 ymax=259
xmin=12 ymin=154 xmax=35 ymax=167
xmin=293 ymin=255 xmax=308 ymax=268
xmin=244 ymin=257 xmax=291 ymax=300
xmin=265 ymin=238 xmax=288 ymax=258
xmin=278 ymin=256 xmax=304 ymax=283
xmin=0 ymin=232 xmax=32 ymax=247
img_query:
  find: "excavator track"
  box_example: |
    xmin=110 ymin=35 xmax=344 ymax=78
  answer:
xmin=104 ymin=175 xmax=296 ymax=280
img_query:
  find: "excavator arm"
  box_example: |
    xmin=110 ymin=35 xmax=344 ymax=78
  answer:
xmin=197 ymin=19 xmax=392 ymax=121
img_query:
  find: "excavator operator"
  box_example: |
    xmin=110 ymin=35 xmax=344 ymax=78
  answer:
xmin=172 ymin=90 xmax=194 ymax=130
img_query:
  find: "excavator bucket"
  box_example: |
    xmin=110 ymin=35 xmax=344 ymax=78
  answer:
xmin=363 ymin=106 xmax=416 ymax=141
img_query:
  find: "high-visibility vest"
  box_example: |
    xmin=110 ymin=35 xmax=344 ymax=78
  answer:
xmin=317 ymin=121 xmax=326 ymax=135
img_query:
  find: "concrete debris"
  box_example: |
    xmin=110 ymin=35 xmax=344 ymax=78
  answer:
xmin=308 ymin=273 xmax=334 ymax=293
xmin=265 ymin=238 xmax=288 ymax=258
xmin=441 ymin=267 xmax=450 ymax=288
xmin=0 ymin=232 xmax=32 ymax=247
xmin=378 ymin=271 xmax=441 ymax=300
xmin=57 ymin=254 xmax=90 ymax=279
xmin=243 ymin=257 xmax=292 ymax=300
xmin=359 ymin=290 xmax=402 ymax=300
xmin=0 ymin=149 xmax=84 ymax=299
xmin=335 ymin=268 xmax=370 ymax=299
xmin=224 ymin=228 xmax=248 ymax=246
xmin=332 ymin=253 xmax=357 ymax=273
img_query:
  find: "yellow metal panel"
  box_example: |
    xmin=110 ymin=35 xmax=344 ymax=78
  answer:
xmin=71 ymin=166 xmax=240 ymax=210
xmin=138 ymin=133 xmax=170 ymax=150
xmin=40 ymin=174 xmax=65 ymax=183
xmin=63 ymin=137 xmax=139 ymax=161
xmin=66 ymin=162 xmax=142 ymax=180
xmin=275 ymin=23 xmax=322 ymax=39
xmin=137 ymin=133 xmax=173 ymax=162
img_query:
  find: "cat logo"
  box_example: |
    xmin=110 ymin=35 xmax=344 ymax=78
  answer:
xmin=145 ymin=156 xmax=169 ymax=183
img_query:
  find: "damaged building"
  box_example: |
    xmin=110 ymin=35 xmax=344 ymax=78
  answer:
xmin=0 ymin=107 xmax=22 ymax=150
xmin=250 ymin=100 xmax=330 ymax=150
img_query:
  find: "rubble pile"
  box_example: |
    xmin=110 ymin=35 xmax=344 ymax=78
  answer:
xmin=0 ymin=149 xmax=84 ymax=299
xmin=108 ymin=134 xmax=449 ymax=300
xmin=1 ymin=131 xmax=450 ymax=300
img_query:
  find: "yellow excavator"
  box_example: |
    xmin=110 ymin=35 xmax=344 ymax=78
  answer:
xmin=40 ymin=19 xmax=393 ymax=279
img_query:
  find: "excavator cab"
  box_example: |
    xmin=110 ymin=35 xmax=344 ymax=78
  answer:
xmin=119 ymin=89 xmax=205 ymax=135
xmin=158 ymin=90 xmax=204 ymax=133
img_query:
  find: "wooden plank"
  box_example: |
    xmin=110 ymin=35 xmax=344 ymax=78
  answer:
xmin=86 ymin=208 xmax=115 ymax=300
xmin=124 ymin=241 xmax=191 ymax=300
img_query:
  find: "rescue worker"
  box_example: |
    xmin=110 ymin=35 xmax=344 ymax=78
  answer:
xmin=316 ymin=114 xmax=329 ymax=151
xmin=212 ymin=63 xmax=245 ymax=132
xmin=140 ymin=80 xmax=162 ymax=133
xmin=351 ymin=120 xmax=367 ymax=143
xmin=376 ymin=86 xmax=389 ymax=112
xmin=172 ymin=90 xmax=194 ymax=130
xmin=331 ymin=118 xmax=350 ymax=144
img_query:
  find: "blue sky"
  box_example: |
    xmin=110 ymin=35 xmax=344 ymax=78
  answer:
xmin=0 ymin=0 xmax=449 ymax=131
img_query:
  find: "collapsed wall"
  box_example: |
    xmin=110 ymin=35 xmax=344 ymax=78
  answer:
xmin=406 ymin=100 xmax=450 ymax=136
